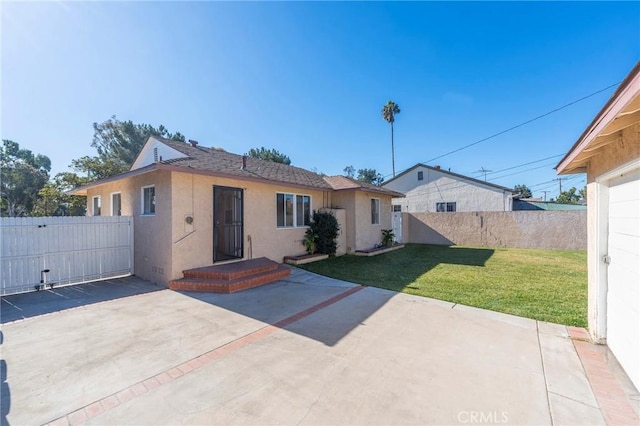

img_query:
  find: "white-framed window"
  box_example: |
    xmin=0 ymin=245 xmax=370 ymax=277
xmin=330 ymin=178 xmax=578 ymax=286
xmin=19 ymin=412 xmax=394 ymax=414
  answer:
xmin=371 ymin=198 xmax=380 ymax=224
xmin=111 ymin=192 xmax=122 ymax=216
xmin=142 ymin=185 xmax=156 ymax=215
xmin=392 ymin=205 xmax=402 ymax=212
xmin=276 ymin=193 xmax=311 ymax=228
xmin=418 ymin=171 xmax=424 ymax=181
xmin=92 ymin=196 xmax=101 ymax=216
xmin=436 ymin=202 xmax=456 ymax=212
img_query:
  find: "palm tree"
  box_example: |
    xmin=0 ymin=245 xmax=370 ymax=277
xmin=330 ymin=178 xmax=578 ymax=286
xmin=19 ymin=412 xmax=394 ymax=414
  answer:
xmin=382 ymin=101 xmax=401 ymax=177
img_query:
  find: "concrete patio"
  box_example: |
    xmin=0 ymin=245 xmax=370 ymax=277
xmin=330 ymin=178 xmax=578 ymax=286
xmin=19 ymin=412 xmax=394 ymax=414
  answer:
xmin=1 ymin=269 xmax=638 ymax=425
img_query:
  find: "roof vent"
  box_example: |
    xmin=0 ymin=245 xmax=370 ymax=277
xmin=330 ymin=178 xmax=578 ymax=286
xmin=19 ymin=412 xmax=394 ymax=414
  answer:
xmin=434 ymin=165 xmax=441 ymax=170
xmin=241 ymin=155 xmax=247 ymax=170
xmin=188 ymin=139 xmax=199 ymax=147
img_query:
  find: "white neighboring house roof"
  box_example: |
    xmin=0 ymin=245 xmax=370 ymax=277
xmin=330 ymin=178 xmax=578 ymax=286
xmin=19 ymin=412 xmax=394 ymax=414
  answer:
xmin=382 ymin=163 xmax=515 ymax=193
xmin=557 ymin=61 xmax=640 ymax=175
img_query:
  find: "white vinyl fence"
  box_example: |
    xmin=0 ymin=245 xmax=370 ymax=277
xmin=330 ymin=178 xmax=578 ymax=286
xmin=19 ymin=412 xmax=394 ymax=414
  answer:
xmin=1 ymin=216 xmax=133 ymax=295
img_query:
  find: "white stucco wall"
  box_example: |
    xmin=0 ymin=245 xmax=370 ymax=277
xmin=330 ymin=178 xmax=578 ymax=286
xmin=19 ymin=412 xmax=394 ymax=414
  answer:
xmin=383 ymin=166 xmax=513 ymax=212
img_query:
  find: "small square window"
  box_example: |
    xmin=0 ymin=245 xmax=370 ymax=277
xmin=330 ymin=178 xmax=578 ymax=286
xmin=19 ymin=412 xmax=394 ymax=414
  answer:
xmin=417 ymin=171 xmax=424 ymax=181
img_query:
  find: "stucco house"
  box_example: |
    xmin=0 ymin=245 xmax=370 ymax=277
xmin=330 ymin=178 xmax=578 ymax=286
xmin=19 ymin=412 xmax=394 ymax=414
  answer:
xmin=70 ymin=136 xmax=402 ymax=285
xmin=556 ymin=61 xmax=640 ymax=391
xmin=382 ymin=164 xmax=515 ymax=212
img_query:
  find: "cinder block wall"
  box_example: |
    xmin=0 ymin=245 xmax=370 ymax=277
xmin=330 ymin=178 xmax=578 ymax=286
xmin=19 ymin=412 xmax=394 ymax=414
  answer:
xmin=405 ymin=210 xmax=587 ymax=250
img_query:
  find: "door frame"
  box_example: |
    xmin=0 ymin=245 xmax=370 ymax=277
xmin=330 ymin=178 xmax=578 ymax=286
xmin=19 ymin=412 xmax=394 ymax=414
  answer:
xmin=213 ymin=185 xmax=244 ymax=263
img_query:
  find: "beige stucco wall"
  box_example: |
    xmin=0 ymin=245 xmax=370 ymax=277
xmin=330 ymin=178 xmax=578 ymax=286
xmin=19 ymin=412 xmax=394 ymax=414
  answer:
xmin=330 ymin=190 xmax=393 ymax=252
xmin=169 ymin=172 xmax=330 ymax=281
xmin=330 ymin=192 xmax=356 ymax=252
xmin=405 ymin=211 xmax=587 ymax=250
xmin=86 ymin=170 xmax=330 ymax=284
xmin=85 ymin=170 xmax=174 ymax=284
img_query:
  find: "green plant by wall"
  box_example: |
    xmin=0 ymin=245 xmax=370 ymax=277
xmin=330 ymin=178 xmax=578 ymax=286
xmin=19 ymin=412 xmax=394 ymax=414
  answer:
xmin=309 ymin=211 xmax=339 ymax=255
xmin=381 ymin=229 xmax=395 ymax=247
xmin=302 ymin=229 xmax=318 ymax=254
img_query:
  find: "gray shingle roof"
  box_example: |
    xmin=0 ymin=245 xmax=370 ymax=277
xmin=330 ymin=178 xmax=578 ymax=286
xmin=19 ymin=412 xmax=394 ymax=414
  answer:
xmin=155 ymin=137 xmax=332 ymax=190
xmin=323 ymin=175 xmax=405 ymax=197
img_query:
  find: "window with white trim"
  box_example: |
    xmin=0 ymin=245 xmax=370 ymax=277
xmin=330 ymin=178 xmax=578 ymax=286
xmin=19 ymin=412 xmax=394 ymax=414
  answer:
xmin=436 ymin=202 xmax=456 ymax=212
xmin=142 ymin=185 xmax=155 ymax=215
xmin=371 ymin=198 xmax=380 ymax=224
xmin=276 ymin=193 xmax=311 ymax=228
xmin=92 ymin=196 xmax=101 ymax=216
xmin=392 ymin=205 xmax=402 ymax=212
xmin=111 ymin=193 xmax=122 ymax=216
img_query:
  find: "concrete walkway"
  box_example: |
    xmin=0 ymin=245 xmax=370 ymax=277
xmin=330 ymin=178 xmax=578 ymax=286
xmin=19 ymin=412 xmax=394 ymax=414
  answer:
xmin=1 ymin=270 xmax=638 ymax=425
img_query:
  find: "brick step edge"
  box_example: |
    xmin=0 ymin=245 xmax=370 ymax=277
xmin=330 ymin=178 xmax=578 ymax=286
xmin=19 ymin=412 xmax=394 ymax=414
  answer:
xmin=170 ymin=265 xmax=291 ymax=293
xmin=182 ymin=260 xmax=279 ymax=280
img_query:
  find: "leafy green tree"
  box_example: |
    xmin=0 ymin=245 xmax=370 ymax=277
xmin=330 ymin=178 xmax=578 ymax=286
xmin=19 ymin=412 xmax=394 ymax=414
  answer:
xmin=32 ymin=173 xmax=89 ymax=216
xmin=579 ymin=186 xmax=587 ymax=202
xmin=247 ymin=147 xmax=291 ymax=165
xmin=382 ymin=101 xmax=401 ymax=177
xmin=514 ymin=184 xmax=532 ymax=198
xmin=74 ymin=116 xmax=185 ymax=180
xmin=556 ymin=187 xmax=581 ymax=205
xmin=357 ymin=168 xmax=385 ymax=186
xmin=1 ymin=140 xmax=51 ymax=216
xmin=343 ymin=165 xmax=355 ymax=178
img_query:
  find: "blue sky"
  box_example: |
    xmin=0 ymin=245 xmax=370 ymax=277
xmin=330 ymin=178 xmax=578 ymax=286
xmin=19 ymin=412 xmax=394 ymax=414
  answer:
xmin=2 ymin=1 xmax=638 ymax=199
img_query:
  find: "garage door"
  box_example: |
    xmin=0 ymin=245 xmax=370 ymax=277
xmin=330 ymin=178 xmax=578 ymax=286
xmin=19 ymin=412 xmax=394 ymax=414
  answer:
xmin=607 ymin=167 xmax=640 ymax=391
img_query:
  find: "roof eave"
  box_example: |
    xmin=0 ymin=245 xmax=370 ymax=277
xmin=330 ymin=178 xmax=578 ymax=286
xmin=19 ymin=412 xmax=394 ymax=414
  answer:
xmin=557 ymin=61 xmax=640 ymax=174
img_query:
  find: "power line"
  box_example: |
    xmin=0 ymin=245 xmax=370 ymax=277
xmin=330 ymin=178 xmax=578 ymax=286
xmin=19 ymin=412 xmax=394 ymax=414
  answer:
xmin=482 ymin=154 xmax=564 ymax=177
xmin=386 ymin=81 xmax=620 ymax=179
xmin=422 ymin=82 xmax=619 ymax=163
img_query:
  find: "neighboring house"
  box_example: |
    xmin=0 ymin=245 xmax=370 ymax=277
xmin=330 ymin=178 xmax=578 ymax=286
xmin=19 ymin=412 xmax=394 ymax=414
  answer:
xmin=556 ymin=61 xmax=640 ymax=391
xmin=382 ymin=164 xmax=515 ymax=212
xmin=513 ymin=200 xmax=587 ymax=211
xmin=70 ymin=136 xmax=402 ymax=285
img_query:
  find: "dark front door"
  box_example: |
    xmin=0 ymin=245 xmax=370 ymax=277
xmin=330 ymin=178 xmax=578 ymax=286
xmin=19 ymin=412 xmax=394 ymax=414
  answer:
xmin=213 ymin=186 xmax=243 ymax=262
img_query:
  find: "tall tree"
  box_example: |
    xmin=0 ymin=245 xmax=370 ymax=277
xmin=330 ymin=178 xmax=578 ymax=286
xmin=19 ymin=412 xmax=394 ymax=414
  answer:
xmin=514 ymin=184 xmax=532 ymax=198
xmin=1 ymin=140 xmax=51 ymax=216
xmin=247 ymin=147 xmax=291 ymax=165
xmin=357 ymin=168 xmax=385 ymax=186
xmin=74 ymin=116 xmax=185 ymax=180
xmin=382 ymin=101 xmax=401 ymax=177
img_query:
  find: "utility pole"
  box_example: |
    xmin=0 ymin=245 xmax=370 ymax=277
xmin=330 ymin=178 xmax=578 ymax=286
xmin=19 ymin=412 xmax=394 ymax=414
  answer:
xmin=553 ymin=177 xmax=568 ymax=195
xmin=477 ymin=167 xmax=492 ymax=182
xmin=542 ymin=191 xmax=549 ymax=202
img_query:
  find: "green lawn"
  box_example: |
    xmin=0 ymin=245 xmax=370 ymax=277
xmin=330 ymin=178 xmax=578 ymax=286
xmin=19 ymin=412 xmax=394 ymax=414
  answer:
xmin=298 ymin=244 xmax=588 ymax=327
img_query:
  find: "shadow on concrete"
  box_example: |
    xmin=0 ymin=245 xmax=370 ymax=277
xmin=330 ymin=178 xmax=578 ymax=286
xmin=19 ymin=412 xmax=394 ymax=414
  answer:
xmin=176 ymin=270 xmax=395 ymax=347
xmin=0 ymin=276 xmax=163 ymax=324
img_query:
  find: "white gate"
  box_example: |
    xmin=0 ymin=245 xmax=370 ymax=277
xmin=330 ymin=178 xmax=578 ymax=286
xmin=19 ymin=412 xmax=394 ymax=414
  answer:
xmin=1 ymin=216 xmax=133 ymax=295
xmin=392 ymin=211 xmax=403 ymax=244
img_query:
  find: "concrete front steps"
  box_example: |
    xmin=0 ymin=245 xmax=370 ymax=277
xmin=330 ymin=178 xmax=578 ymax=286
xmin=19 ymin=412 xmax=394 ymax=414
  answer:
xmin=169 ymin=257 xmax=290 ymax=293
